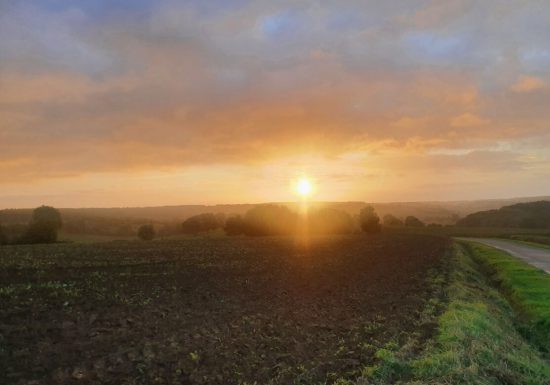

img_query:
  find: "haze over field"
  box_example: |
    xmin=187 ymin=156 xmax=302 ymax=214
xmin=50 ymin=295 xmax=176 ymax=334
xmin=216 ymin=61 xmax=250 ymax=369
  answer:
xmin=2 ymin=195 xmax=550 ymax=226
xmin=2 ymin=1 xmax=550 ymax=208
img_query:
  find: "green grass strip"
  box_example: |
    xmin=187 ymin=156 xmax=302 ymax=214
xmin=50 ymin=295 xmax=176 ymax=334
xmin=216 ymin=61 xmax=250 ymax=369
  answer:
xmin=504 ymin=238 xmax=550 ymax=251
xmin=507 ymin=234 xmax=550 ymax=248
xmin=350 ymin=243 xmax=550 ymax=385
xmin=464 ymin=241 xmax=550 ymax=353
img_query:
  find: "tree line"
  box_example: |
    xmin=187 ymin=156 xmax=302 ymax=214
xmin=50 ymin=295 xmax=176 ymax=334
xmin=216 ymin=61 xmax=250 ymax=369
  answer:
xmin=456 ymin=201 xmax=550 ymax=228
xmin=0 ymin=204 xmax=426 ymax=244
xmin=138 ymin=204 xmax=425 ymax=240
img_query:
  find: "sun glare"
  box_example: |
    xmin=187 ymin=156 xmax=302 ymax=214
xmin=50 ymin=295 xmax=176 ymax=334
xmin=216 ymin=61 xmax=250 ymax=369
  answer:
xmin=296 ymin=178 xmax=313 ymax=197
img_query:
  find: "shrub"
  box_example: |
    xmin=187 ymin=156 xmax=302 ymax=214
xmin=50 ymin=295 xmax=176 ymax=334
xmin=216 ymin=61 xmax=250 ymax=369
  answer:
xmin=137 ymin=224 xmax=155 ymax=241
xmin=405 ymin=216 xmax=425 ymax=227
xmin=359 ymin=206 xmax=381 ymax=234
xmin=182 ymin=213 xmax=223 ymax=235
xmin=383 ymin=214 xmax=403 ymax=227
xmin=20 ymin=206 xmax=62 ymax=244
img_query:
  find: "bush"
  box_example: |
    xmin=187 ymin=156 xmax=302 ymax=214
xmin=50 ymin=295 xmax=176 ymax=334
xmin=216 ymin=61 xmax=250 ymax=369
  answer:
xmin=383 ymin=214 xmax=403 ymax=227
xmin=359 ymin=206 xmax=381 ymax=234
xmin=243 ymin=205 xmax=297 ymax=236
xmin=405 ymin=216 xmax=425 ymax=227
xmin=182 ymin=213 xmax=223 ymax=235
xmin=137 ymin=224 xmax=155 ymax=241
xmin=309 ymin=208 xmax=354 ymax=234
xmin=20 ymin=206 xmax=62 ymax=244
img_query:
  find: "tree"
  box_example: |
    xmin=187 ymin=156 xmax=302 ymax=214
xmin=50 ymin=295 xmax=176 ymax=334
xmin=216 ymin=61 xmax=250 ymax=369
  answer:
xmin=137 ymin=224 xmax=155 ymax=241
xmin=382 ymin=214 xmax=403 ymax=227
xmin=243 ymin=205 xmax=297 ymax=236
xmin=404 ymin=216 xmax=425 ymax=227
xmin=22 ymin=206 xmax=62 ymax=243
xmin=359 ymin=206 xmax=381 ymax=233
xmin=182 ymin=213 xmax=222 ymax=235
xmin=456 ymin=201 xmax=550 ymax=229
xmin=224 ymin=215 xmax=246 ymax=236
xmin=309 ymin=208 xmax=354 ymax=234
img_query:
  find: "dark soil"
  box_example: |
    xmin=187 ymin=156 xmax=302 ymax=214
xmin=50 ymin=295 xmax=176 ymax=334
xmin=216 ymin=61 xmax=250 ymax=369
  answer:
xmin=0 ymin=233 xmax=449 ymax=385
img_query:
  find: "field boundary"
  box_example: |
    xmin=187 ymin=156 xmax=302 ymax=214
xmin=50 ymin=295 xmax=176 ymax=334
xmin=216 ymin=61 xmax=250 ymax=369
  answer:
xmin=504 ymin=238 xmax=550 ymax=251
xmin=462 ymin=240 xmax=550 ymax=354
xmin=356 ymin=242 xmax=550 ymax=385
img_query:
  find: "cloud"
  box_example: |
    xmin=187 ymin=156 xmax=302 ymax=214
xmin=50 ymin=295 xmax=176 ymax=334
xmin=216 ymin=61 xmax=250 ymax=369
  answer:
xmin=511 ymin=75 xmax=546 ymax=93
xmin=1 ymin=1 xmax=550 ymax=204
xmin=450 ymin=113 xmax=490 ymax=128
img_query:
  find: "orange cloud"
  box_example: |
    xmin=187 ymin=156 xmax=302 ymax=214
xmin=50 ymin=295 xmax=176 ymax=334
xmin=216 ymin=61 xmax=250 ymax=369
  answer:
xmin=450 ymin=113 xmax=490 ymax=128
xmin=511 ymin=75 xmax=546 ymax=93
xmin=1 ymin=1 xmax=550 ymax=206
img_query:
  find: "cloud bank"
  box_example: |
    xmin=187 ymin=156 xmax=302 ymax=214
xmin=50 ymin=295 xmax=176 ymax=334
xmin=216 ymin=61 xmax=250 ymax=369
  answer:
xmin=1 ymin=0 xmax=550 ymax=206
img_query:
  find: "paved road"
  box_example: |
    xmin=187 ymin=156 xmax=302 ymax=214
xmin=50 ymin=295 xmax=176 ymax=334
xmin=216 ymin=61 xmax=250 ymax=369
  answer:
xmin=457 ymin=238 xmax=550 ymax=274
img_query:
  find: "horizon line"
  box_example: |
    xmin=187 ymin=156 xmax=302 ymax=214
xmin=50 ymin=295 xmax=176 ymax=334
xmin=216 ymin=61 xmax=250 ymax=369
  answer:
xmin=1 ymin=194 xmax=549 ymax=211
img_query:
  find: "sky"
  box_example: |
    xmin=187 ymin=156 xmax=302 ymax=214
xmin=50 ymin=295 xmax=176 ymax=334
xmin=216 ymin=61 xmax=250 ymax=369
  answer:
xmin=1 ymin=0 xmax=550 ymax=208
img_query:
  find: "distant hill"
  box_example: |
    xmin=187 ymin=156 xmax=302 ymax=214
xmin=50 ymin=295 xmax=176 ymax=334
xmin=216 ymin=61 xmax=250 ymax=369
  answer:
xmin=457 ymin=201 xmax=550 ymax=228
xmin=2 ymin=196 xmax=550 ymax=226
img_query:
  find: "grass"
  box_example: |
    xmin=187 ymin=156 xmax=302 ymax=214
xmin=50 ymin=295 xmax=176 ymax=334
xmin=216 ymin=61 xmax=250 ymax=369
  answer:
xmin=357 ymin=243 xmax=550 ymax=385
xmin=508 ymin=234 xmax=550 ymax=247
xmin=387 ymin=226 xmax=550 ymax=238
xmin=504 ymin=237 xmax=550 ymax=251
xmin=463 ymin=241 xmax=550 ymax=353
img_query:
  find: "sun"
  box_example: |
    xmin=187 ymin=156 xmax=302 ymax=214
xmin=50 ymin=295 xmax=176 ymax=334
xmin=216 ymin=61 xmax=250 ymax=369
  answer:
xmin=296 ymin=177 xmax=313 ymax=197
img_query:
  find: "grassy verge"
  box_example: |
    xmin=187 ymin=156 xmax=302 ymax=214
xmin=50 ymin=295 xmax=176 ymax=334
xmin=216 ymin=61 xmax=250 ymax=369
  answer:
xmin=503 ymin=238 xmax=550 ymax=251
xmin=507 ymin=234 xmax=550 ymax=248
xmin=387 ymin=226 xmax=550 ymax=238
xmin=354 ymin=243 xmax=550 ymax=385
xmin=464 ymin=241 xmax=550 ymax=353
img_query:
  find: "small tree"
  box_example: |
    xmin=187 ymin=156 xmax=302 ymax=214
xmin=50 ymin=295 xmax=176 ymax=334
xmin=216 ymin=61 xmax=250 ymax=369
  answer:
xmin=405 ymin=216 xmax=425 ymax=227
xmin=137 ymin=224 xmax=155 ymax=241
xmin=359 ymin=206 xmax=381 ymax=234
xmin=382 ymin=214 xmax=403 ymax=227
xmin=22 ymin=205 xmax=62 ymax=243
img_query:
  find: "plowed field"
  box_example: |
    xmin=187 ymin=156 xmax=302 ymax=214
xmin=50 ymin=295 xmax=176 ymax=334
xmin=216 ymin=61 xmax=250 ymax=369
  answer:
xmin=0 ymin=233 xmax=449 ymax=385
